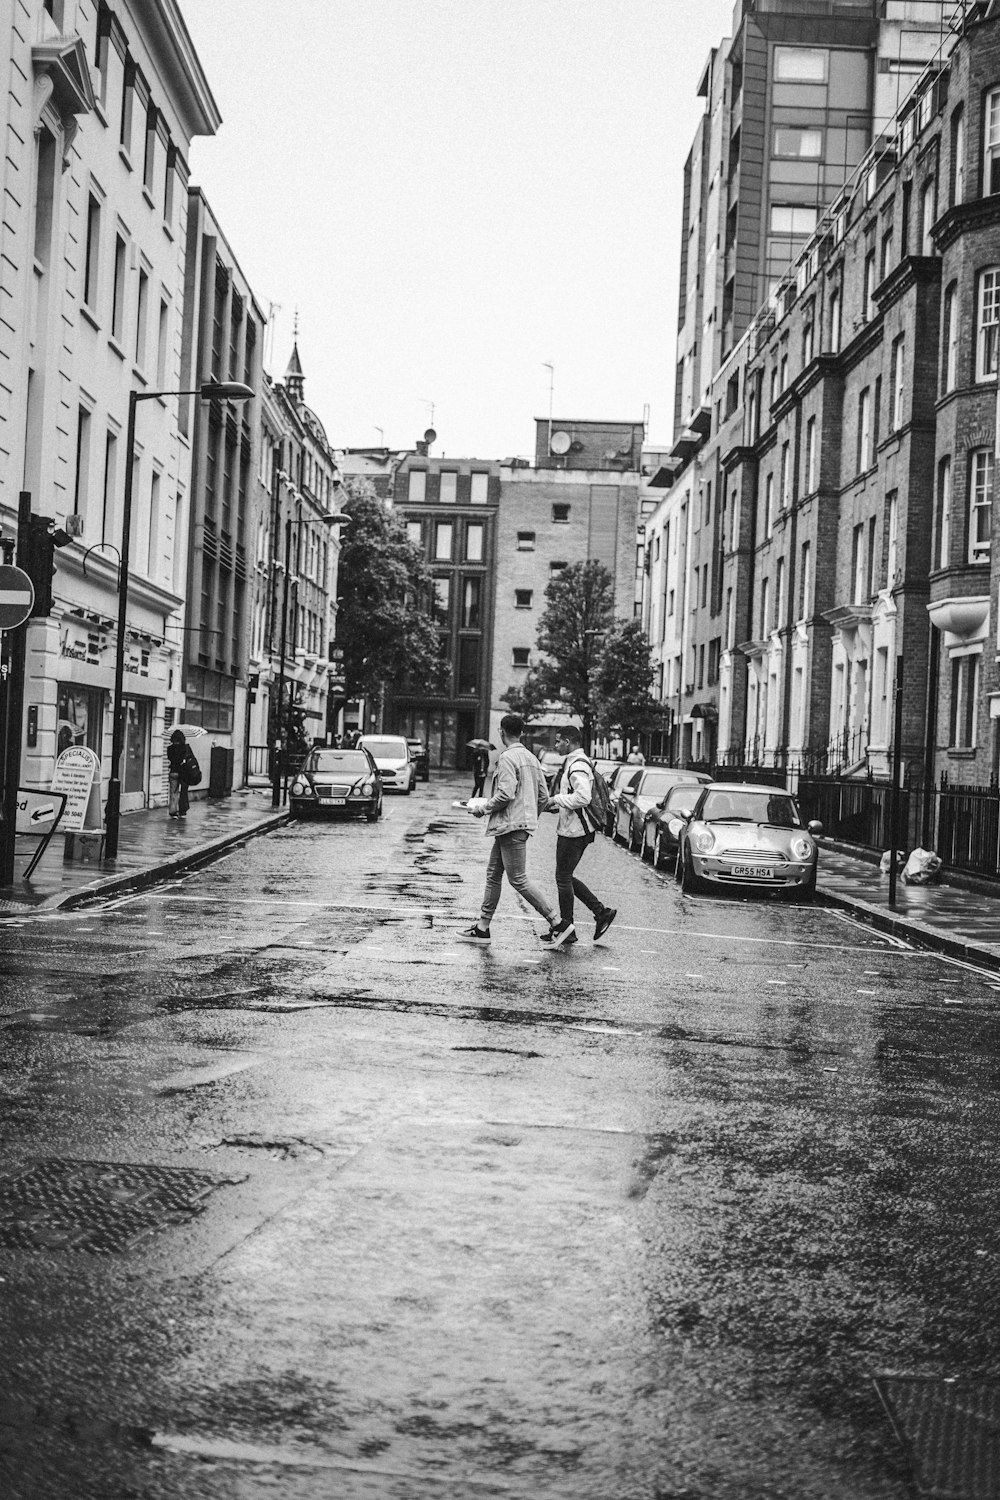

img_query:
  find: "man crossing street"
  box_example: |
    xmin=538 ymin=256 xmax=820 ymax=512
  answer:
xmin=544 ymin=726 xmax=617 ymax=944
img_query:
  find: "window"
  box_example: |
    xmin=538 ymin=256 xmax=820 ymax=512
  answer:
xmin=776 ymin=556 xmax=786 ymax=625
xmin=143 ymin=108 xmax=157 ymax=194
xmin=764 ymin=473 xmax=774 ymax=538
xmin=828 ymin=287 xmax=841 ymax=353
xmin=780 ymin=441 xmax=790 ymax=508
xmin=969 ymin=449 xmax=993 ymax=563
xmin=406 ymin=520 xmax=422 ymax=547
xmin=147 ymin=470 xmax=161 ymax=577
xmin=439 ymin=470 xmax=457 ymax=503
xmin=134 ymin=268 xmax=148 ymax=368
xmin=935 ymin=457 xmax=952 ymax=569
xmin=976 ymin=268 xmax=1000 ymax=381
xmin=458 ymin=638 xmax=478 ymax=695
xmin=880 ymin=226 xmax=893 ymax=281
xmin=83 ymin=192 xmax=101 ymax=308
xmin=773 ymin=127 xmax=822 ymax=158
xmin=802 ymin=317 xmax=814 ymax=365
xmin=760 ymin=577 xmax=771 ymax=636
xmin=517 ymin=531 xmax=535 ymax=550
xmin=33 ymin=128 xmax=56 ymax=269
xmin=921 ymin=179 xmax=937 ymax=254
xmin=887 ymin=491 xmax=898 ymax=586
xmin=985 ymin=87 xmax=1000 ymax=196
xmin=867 ymin=515 xmax=877 ymax=597
xmin=120 ymin=60 xmax=135 ymax=156
xmin=470 ymin=471 xmax=489 ymax=504
xmin=73 ymin=406 xmax=91 ymax=517
xmin=101 ymin=429 xmax=117 ymax=544
xmin=431 ymin=576 xmax=450 ymax=622
xmin=942 ymin=283 xmax=958 ymax=392
xmin=774 ymin=47 xmax=827 ymax=83
xmin=799 ymin=541 xmax=811 ymax=618
xmin=951 ymin=107 xmax=965 ymax=206
xmin=514 ymin=589 xmax=533 ymax=609
xmin=770 ymin=205 xmax=817 ymax=236
xmin=852 ymin=522 xmax=866 ymax=601
xmin=891 ymin=337 xmax=905 ymax=429
xmin=805 ymin=415 xmax=817 ymax=492
xmin=549 ymin=560 xmax=567 ymax=575
xmin=462 ymin=577 xmax=481 ymax=628
xmin=552 ymin=503 xmax=570 ymax=523
xmin=950 ymin=655 xmax=979 ymax=748
xmin=163 ymin=146 xmax=175 ymax=226
xmin=434 ymin=522 xmax=452 ymax=560
xmin=408 ymin=470 xmax=426 ymax=502
xmin=111 ymin=233 xmax=127 ymax=343
xmin=857 ymin=387 xmax=872 ymax=472
xmin=465 ymin=522 xmax=483 ymax=561
xmin=512 ymin=647 xmax=530 ymax=669
xmin=863 ymin=250 xmax=877 ymax=321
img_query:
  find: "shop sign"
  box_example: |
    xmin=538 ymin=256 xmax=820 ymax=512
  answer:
xmin=51 ymin=745 xmax=101 ymax=832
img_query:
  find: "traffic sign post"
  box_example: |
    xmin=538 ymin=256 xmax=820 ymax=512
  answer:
xmin=1 ymin=493 xmax=33 ymax=886
xmin=0 ymin=564 xmax=33 ymax=631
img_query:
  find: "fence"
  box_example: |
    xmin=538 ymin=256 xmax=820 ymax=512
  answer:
xmin=936 ymin=780 xmax=1000 ymax=878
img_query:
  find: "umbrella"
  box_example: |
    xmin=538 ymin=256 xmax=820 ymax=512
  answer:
xmin=162 ymin=725 xmax=208 ymax=739
xmin=467 ymin=738 xmax=494 ymax=750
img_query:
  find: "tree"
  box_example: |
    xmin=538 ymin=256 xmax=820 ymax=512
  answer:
xmin=336 ymin=479 xmax=444 ymax=704
xmin=593 ymin=619 xmax=656 ymax=748
xmin=532 ymin=560 xmax=615 ymax=748
xmin=499 ymin=668 xmax=550 ymax=724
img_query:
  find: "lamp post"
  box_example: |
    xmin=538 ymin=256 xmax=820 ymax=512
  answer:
xmin=104 ymin=379 xmax=254 ymax=859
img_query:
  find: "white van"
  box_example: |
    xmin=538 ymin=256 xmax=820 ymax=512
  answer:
xmin=357 ymin=734 xmax=416 ymax=793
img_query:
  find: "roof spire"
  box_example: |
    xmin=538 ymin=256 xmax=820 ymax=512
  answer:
xmin=285 ymin=312 xmax=304 ymax=403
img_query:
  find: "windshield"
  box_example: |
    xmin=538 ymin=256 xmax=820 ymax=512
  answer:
xmin=638 ymin=770 xmax=693 ymax=798
xmin=362 ymin=738 xmax=407 ymax=759
xmin=701 ymin=789 xmax=800 ymax=826
xmin=664 ymin=784 xmax=703 ymax=814
xmin=307 ymin=751 xmax=371 ymax=775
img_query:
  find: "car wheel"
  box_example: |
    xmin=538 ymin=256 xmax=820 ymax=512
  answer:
xmin=653 ymin=831 xmax=669 ymax=871
xmin=679 ymin=850 xmax=700 ymax=894
xmin=641 ymin=826 xmax=654 ymax=863
xmin=614 ymin=814 xmax=626 ymax=846
xmin=629 ymin=820 xmax=641 ymax=854
xmin=795 ymin=865 xmax=817 ymax=903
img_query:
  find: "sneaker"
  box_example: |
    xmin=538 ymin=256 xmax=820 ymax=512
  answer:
xmin=540 ymin=918 xmax=576 ymax=948
xmin=457 ymin=924 xmax=491 ymax=943
xmin=594 ymin=907 xmax=618 ymax=940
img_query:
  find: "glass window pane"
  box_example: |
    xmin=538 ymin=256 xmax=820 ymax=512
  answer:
xmin=774 ymin=48 xmax=827 ymax=83
xmin=439 ymin=471 xmax=457 ymax=503
xmin=408 ymin=470 xmax=426 ymax=502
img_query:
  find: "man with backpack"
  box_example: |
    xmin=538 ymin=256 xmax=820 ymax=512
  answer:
xmin=543 ymin=726 xmax=617 ymax=944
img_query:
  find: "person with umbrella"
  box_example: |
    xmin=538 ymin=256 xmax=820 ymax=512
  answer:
xmin=468 ymin=737 xmax=493 ymax=799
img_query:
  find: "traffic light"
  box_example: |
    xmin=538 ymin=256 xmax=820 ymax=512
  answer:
xmin=21 ymin=514 xmax=70 ymax=617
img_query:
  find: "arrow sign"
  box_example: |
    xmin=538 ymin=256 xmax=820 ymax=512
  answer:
xmin=0 ymin=564 xmax=34 ymax=630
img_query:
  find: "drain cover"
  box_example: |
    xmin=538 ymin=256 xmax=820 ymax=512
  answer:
xmin=0 ymin=1158 xmax=239 ymax=1253
xmin=874 ymin=1375 xmax=1000 ymax=1498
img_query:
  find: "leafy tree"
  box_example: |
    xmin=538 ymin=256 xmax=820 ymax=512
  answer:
xmin=499 ymin=668 xmax=550 ymax=724
xmin=336 ymin=478 xmax=444 ymax=702
xmin=593 ymin=619 xmax=656 ymax=747
xmin=532 ymin=560 xmax=615 ymax=748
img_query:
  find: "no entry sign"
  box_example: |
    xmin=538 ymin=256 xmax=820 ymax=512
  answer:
xmin=0 ymin=564 xmax=33 ymax=630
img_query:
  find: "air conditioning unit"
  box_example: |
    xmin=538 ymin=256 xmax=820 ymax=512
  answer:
xmin=64 ymin=514 xmax=84 ymax=538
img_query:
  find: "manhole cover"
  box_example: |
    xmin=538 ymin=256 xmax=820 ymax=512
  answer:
xmin=874 ymin=1375 xmax=1000 ymax=1498
xmin=0 ymin=1158 xmax=240 ymax=1253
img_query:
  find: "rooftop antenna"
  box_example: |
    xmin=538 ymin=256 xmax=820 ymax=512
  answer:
xmin=421 ymin=398 xmax=436 ymax=427
xmin=265 ymin=301 xmax=281 ymax=371
xmin=374 ymin=426 xmax=384 ymax=447
xmin=543 ymin=361 xmax=554 ymax=453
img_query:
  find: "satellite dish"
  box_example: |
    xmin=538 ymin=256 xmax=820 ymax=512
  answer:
xmin=550 ymin=430 xmax=571 ymax=455
xmin=424 ymin=428 xmax=437 ymax=444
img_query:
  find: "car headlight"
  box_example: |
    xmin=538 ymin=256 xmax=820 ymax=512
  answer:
xmin=790 ymin=835 xmax=813 ymax=861
xmin=353 ymin=779 xmax=375 ymax=795
xmin=291 ymin=779 xmax=307 ymax=796
xmin=666 ymin=818 xmax=682 ymax=836
xmin=692 ymin=827 xmax=715 ymax=854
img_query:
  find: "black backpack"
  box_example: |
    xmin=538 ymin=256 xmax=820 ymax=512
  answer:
xmin=180 ymin=747 xmax=202 ymax=787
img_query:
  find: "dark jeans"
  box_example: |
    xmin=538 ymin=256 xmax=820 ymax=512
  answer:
xmin=555 ymin=834 xmax=603 ymax=925
xmin=472 ymin=772 xmax=486 ymax=797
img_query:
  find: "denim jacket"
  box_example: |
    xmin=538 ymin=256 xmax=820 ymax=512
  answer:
xmin=482 ymin=742 xmax=548 ymax=837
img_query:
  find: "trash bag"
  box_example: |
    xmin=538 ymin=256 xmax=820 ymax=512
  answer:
xmin=902 ymin=847 xmax=943 ymax=885
xmin=879 ymin=849 xmax=906 ymax=875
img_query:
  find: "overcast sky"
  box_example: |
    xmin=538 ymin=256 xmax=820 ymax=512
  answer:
xmin=180 ymin=0 xmax=736 ymax=459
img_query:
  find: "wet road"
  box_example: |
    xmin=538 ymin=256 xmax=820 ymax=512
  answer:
xmin=1 ymin=776 xmax=1000 ymax=1499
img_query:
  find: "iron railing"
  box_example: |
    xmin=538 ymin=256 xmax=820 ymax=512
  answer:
xmin=936 ymin=779 xmax=1000 ymax=877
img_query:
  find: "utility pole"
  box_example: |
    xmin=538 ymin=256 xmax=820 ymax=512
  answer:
xmin=888 ymin=653 xmax=904 ymax=909
xmin=271 ymin=512 xmax=292 ymax=809
xmin=0 ymin=493 xmax=32 ymax=885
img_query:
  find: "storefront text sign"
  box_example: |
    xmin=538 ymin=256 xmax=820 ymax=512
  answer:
xmin=51 ymin=746 xmax=101 ymax=832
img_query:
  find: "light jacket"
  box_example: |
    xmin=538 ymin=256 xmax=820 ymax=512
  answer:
xmin=481 ymin=741 xmax=548 ymax=838
xmin=549 ymin=749 xmax=595 ymax=839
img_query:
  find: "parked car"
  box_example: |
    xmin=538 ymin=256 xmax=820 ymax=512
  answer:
xmin=604 ymin=763 xmax=641 ymax=835
xmin=642 ymin=781 xmax=708 ymax=868
xmin=538 ymin=750 xmax=565 ymax=792
xmin=407 ymin=738 xmax=430 ymax=782
xmin=358 ymin=734 xmax=416 ymax=793
xmin=592 ymin=757 xmax=619 ymax=784
xmin=290 ymin=746 xmax=382 ymax=821
xmin=614 ymin=767 xmax=712 ymax=852
xmin=675 ymin=782 xmax=823 ymax=899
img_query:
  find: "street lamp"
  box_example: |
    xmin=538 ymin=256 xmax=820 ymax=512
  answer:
xmin=104 ymin=379 xmax=255 ymax=859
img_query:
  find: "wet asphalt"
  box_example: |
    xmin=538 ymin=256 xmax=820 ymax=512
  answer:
xmin=1 ymin=776 xmax=999 ymax=1499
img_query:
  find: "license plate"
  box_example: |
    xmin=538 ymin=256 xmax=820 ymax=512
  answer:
xmin=319 ymin=796 xmax=346 ymax=805
xmin=731 ymin=864 xmax=773 ymax=878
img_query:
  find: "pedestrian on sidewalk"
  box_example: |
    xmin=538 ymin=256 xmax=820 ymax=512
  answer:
xmin=167 ymin=729 xmax=196 ymax=819
xmin=470 ymin=744 xmax=489 ymax=799
xmin=626 ymin=745 xmax=645 ymax=767
xmin=459 ymin=713 xmax=572 ymax=947
xmin=545 ymin=726 xmax=617 ymax=942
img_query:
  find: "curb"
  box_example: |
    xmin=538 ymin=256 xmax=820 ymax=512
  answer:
xmin=818 ymin=884 xmax=1000 ymax=974
xmin=10 ymin=811 xmax=291 ymax=914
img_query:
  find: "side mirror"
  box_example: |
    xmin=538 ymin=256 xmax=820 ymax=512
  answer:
xmin=808 ymin=820 xmax=824 ymax=837
xmin=675 ymin=808 xmax=693 ymax=823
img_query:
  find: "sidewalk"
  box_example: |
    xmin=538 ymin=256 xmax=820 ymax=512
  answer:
xmin=0 ymin=785 xmax=289 ymax=916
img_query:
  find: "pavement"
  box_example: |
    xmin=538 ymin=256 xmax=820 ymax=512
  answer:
xmin=4 ymin=778 xmax=1000 ymax=971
